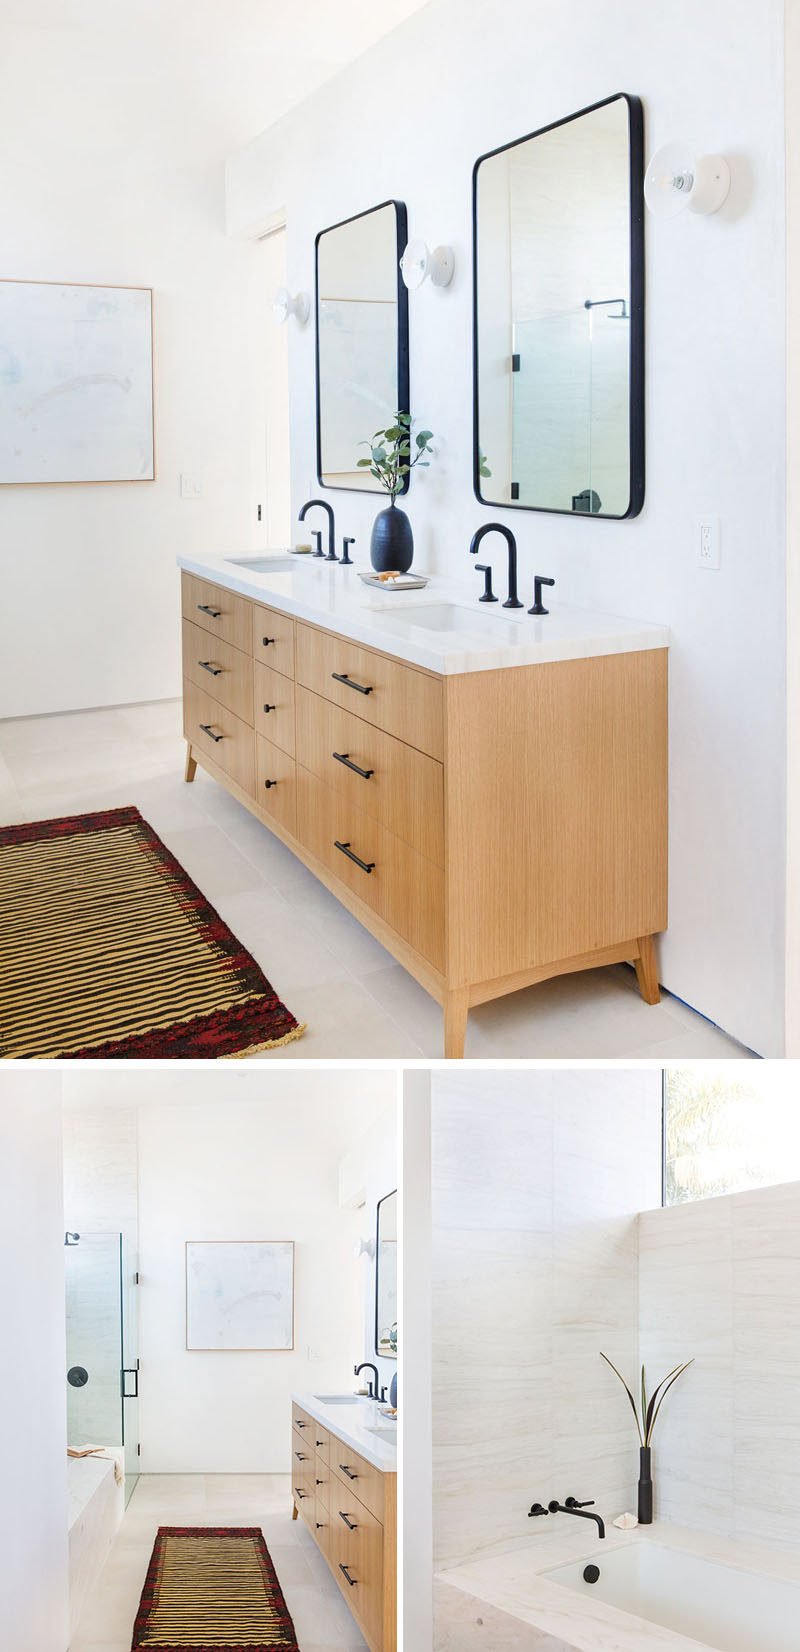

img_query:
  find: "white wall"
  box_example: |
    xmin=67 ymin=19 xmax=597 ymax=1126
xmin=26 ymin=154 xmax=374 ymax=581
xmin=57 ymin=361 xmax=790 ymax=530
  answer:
xmin=402 ymin=1069 xmax=434 ymax=1652
xmin=0 ymin=19 xmax=258 ymax=718
xmin=227 ymin=0 xmax=788 ymax=1056
xmin=639 ymin=1179 xmax=800 ymax=1552
xmin=0 ymin=1073 xmax=70 ymax=1652
xmin=340 ymin=1109 xmax=399 ymax=1398
xmin=431 ymin=1067 xmax=663 ymax=1569
xmin=133 ymin=1070 xmax=395 ymax=1471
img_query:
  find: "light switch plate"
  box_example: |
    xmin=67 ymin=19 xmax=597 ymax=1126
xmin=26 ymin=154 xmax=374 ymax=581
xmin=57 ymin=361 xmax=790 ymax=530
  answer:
xmin=697 ymin=515 xmax=720 ymax=569
xmin=180 ymin=473 xmax=202 ymax=499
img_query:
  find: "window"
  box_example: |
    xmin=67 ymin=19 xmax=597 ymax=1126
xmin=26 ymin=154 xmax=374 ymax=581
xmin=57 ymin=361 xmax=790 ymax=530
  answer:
xmin=663 ymin=1065 xmax=800 ymax=1205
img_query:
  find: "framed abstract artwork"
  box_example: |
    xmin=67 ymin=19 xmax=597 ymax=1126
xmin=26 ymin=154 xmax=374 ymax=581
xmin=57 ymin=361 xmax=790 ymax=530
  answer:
xmin=185 ymin=1241 xmax=295 ymax=1352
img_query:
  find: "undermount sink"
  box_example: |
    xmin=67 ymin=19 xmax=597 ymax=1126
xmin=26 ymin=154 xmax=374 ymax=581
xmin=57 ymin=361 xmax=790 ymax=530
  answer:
xmin=313 ymin=1393 xmax=367 ymax=1405
xmin=370 ymin=601 xmax=521 ymax=636
xmin=226 ymin=554 xmax=300 ymax=572
xmin=365 ymin=1423 xmax=397 ymax=1441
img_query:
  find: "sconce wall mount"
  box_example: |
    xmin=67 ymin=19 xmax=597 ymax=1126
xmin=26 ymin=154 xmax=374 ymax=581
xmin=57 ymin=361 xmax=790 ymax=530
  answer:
xmin=400 ymin=238 xmax=455 ymax=290
xmin=273 ymin=286 xmax=310 ymax=325
xmin=644 ymin=141 xmax=731 ymax=219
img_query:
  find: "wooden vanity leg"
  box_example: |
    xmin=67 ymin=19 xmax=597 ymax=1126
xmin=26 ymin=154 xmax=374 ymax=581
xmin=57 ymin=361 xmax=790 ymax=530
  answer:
xmin=291 ymin=1502 xmax=298 ymax=1521
xmin=634 ymin=935 xmax=660 ymax=1004
xmin=184 ymin=742 xmax=197 ymax=783
xmin=444 ymin=988 xmax=470 ymax=1060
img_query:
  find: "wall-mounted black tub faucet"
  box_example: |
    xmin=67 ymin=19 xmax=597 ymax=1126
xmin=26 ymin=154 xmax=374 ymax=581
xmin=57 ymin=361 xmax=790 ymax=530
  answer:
xmin=548 ymin=1498 xmax=606 ymax=1539
xmin=299 ymin=498 xmax=336 ymax=560
xmin=469 ymin=523 xmax=523 ymax=609
xmin=529 ymin=575 xmax=555 ymax=616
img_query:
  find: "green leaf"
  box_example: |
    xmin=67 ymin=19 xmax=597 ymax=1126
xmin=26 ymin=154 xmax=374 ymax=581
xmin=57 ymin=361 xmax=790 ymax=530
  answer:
xmin=384 ymin=426 xmax=402 ymax=441
xmin=600 ymin=1352 xmax=644 ymax=1446
xmin=356 ymin=458 xmax=372 ymax=467
xmin=416 ymin=430 xmax=433 ymax=446
xmin=369 ymin=467 xmax=382 ymax=481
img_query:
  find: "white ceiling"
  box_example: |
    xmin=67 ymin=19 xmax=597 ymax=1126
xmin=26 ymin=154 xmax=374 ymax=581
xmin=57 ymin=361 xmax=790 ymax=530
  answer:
xmin=0 ymin=0 xmax=433 ymax=155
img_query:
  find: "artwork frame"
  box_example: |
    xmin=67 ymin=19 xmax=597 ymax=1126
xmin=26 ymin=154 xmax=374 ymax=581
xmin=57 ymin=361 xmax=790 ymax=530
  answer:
xmin=185 ymin=1240 xmax=295 ymax=1352
xmin=0 ymin=278 xmax=155 ymax=485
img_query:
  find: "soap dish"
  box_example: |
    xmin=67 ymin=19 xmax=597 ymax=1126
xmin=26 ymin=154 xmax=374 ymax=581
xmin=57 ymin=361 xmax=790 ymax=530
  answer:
xmin=358 ymin=571 xmax=429 ymax=591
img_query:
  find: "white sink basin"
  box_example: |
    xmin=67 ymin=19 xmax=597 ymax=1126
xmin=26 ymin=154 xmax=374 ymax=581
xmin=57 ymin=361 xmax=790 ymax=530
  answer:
xmin=370 ymin=601 xmax=522 ymax=637
xmin=365 ymin=1423 xmax=397 ymax=1441
xmin=226 ymin=554 xmax=301 ymax=572
xmin=314 ymin=1393 xmax=367 ymax=1405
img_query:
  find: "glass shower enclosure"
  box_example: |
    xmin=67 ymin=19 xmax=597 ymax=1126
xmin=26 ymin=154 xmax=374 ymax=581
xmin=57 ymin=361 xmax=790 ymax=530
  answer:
xmin=64 ymin=1230 xmax=140 ymax=1505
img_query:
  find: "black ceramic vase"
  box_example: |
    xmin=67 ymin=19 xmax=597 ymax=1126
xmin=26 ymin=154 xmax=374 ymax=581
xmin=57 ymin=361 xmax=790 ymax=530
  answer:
xmin=638 ymin=1445 xmax=653 ymax=1524
xmin=370 ymin=501 xmax=413 ymax=573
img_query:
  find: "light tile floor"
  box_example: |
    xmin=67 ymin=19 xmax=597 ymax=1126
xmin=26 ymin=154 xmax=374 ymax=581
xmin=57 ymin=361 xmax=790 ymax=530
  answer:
xmin=70 ymin=1473 xmax=368 ymax=1652
xmin=0 ymin=700 xmax=753 ymax=1059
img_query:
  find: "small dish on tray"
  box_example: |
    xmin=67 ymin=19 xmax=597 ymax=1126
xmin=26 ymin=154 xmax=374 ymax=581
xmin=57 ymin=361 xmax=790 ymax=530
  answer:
xmin=358 ymin=570 xmax=429 ymax=591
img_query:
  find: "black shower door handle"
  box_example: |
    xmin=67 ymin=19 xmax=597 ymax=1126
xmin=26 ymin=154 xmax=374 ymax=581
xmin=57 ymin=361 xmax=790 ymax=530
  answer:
xmin=121 ymin=1367 xmax=139 ymax=1399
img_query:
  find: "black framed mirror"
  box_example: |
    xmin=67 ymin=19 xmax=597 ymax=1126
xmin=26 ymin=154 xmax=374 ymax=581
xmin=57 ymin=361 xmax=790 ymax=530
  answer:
xmin=473 ymin=93 xmax=644 ymax=519
xmin=315 ymin=201 xmax=409 ymax=494
xmin=375 ymin=1189 xmax=397 ymax=1360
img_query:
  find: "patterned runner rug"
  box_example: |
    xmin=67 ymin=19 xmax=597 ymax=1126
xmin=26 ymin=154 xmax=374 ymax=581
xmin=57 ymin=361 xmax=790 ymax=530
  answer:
xmin=0 ymin=806 xmax=304 ymax=1058
xmin=132 ymin=1527 xmax=300 ymax=1650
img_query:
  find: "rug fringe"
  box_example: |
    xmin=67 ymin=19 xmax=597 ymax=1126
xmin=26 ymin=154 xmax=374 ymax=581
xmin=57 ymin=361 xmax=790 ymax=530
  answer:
xmin=223 ymin=1023 xmax=307 ymax=1059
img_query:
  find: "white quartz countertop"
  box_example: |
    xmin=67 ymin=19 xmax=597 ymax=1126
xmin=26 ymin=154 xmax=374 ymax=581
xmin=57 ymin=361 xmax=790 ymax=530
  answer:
xmin=438 ymin=1520 xmax=800 ymax=1652
xmin=292 ymin=1390 xmax=397 ymax=1473
xmin=178 ymin=550 xmax=669 ymax=676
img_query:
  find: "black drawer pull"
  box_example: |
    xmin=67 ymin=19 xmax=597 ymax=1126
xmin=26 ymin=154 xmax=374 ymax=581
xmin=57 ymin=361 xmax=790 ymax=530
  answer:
xmin=334 ymin=841 xmax=375 ymax=875
xmin=338 ymin=1510 xmax=358 ymax=1530
xmin=262 ymin=635 xmax=276 ymax=647
xmin=198 ymin=603 xmax=221 ymax=618
xmin=199 ymin=723 xmax=223 ymax=743
xmin=333 ymin=751 xmax=374 ymax=780
xmin=332 ymin=671 xmax=373 ymax=696
xmin=339 ymin=1564 xmax=357 ymax=1587
xmin=316 ymin=1478 xmax=324 ymax=1486
xmin=264 ymin=779 xmax=277 ymax=790
xmin=263 ymin=703 xmax=275 ymax=713
xmin=294 ymin=1487 xmax=307 ymax=1499
xmin=295 ymin=1421 xmax=307 ymax=1428
xmin=316 ymin=1439 xmax=325 ymax=1447
xmin=294 ymin=1450 xmax=307 ymax=1460
xmin=338 ymin=1463 xmax=358 ymax=1480
xmin=316 ymin=1521 xmax=324 ymax=1529
xmin=198 ymin=660 xmax=223 ymax=676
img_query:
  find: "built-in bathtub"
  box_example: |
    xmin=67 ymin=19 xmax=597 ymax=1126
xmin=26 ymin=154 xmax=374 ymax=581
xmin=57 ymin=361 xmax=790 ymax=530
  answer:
xmin=437 ymin=1521 xmax=800 ymax=1652
xmin=67 ymin=1449 xmax=125 ymax=1637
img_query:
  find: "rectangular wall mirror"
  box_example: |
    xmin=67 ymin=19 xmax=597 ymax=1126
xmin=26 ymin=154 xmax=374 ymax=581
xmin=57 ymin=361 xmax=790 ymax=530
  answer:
xmin=473 ymin=93 xmax=644 ymax=519
xmin=375 ymin=1189 xmax=397 ymax=1360
xmin=316 ymin=200 xmax=409 ymax=493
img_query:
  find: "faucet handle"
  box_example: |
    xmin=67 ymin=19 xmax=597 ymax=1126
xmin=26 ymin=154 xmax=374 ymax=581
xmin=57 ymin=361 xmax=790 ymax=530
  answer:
xmin=474 ymin=563 xmax=498 ymax=603
xmin=529 ymin=574 xmax=555 ymax=616
xmin=311 ymin=530 xmax=324 ymax=558
xmin=565 ymin=1497 xmax=594 ymax=1508
xmin=341 ymin=537 xmax=355 ymax=565
xmin=528 ymin=1502 xmax=549 ymax=1518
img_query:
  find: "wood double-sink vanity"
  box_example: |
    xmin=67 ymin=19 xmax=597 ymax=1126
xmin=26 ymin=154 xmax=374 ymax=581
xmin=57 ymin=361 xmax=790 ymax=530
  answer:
xmin=179 ymin=553 xmax=668 ymax=1056
xmin=291 ymin=1393 xmax=397 ymax=1652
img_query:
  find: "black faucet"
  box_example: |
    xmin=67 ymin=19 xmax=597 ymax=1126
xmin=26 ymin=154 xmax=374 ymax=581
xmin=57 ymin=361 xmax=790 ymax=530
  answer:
xmin=354 ymin=1362 xmax=387 ymax=1402
xmin=529 ymin=574 xmax=555 ymax=616
xmin=549 ymin=1498 xmax=605 ymax=1539
xmin=299 ymin=498 xmax=336 ymax=560
xmin=469 ymin=523 xmax=523 ymax=609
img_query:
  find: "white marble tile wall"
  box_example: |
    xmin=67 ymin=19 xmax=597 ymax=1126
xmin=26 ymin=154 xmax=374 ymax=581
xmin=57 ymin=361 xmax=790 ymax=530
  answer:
xmin=638 ymin=1180 xmax=800 ymax=1551
xmin=431 ymin=1069 xmax=663 ymax=1568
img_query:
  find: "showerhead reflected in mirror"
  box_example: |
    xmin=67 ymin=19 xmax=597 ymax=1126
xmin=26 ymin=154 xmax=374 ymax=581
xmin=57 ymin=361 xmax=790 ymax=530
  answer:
xmin=473 ymin=94 xmax=644 ymax=519
xmin=316 ymin=201 xmax=409 ymax=493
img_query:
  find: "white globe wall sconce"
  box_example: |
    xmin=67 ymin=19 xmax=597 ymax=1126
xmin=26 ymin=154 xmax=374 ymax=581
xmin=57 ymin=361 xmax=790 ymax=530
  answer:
xmin=644 ymin=142 xmax=731 ymax=219
xmin=399 ymin=238 xmax=455 ymax=290
xmin=273 ymin=286 xmax=310 ymax=325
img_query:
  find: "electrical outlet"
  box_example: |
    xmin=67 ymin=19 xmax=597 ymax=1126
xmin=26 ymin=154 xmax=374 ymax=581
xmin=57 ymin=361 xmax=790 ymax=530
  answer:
xmin=697 ymin=515 xmax=720 ymax=569
xmin=180 ymin=473 xmax=202 ymax=500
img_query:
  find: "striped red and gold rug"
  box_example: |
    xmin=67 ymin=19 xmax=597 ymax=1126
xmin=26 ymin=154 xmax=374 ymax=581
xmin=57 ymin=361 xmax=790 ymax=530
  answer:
xmin=132 ymin=1528 xmax=299 ymax=1651
xmin=0 ymin=806 xmax=305 ymax=1059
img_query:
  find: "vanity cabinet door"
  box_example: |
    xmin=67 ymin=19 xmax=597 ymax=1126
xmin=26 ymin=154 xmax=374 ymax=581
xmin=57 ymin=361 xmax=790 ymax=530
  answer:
xmin=254 ymin=661 xmax=295 ymax=755
xmin=182 ymin=572 xmax=252 ymax=655
xmin=182 ymin=619 xmax=254 ymax=725
xmin=330 ymin=1443 xmax=385 ymax=1525
xmin=256 ymin=735 xmax=296 ymax=837
xmin=296 ymin=769 xmax=444 ymax=971
xmin=183 ymin=679 xmax=255 ymax=797
xmin=295 ymin=687 xmax=444 ymax=865
xmin=252 ymin=603 xmax=295 ymax=680
xmin=332 ymin=1497 xmax=384 ymax=1652
xmin=295 ymin=623 xmax=443 ymax=760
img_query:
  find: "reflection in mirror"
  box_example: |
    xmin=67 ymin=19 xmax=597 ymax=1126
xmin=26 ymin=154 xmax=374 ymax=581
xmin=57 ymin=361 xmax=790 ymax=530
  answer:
xmin=375 ymin=1189 xmax=397 ymax=1360
xmin=316 ymin=202 xmax=409 ymax=493
xmin=474 ymin=94 xmax=644 ymax=518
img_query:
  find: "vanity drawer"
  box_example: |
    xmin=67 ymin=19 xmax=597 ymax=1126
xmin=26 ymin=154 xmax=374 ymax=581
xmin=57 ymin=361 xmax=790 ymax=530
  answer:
xmin=295 ymin=623 xmax=443 ymax=760
xmin=293 ymin=1455 xmax=316 ymax=1529
xmin=296 ymin=769 xmax=444 ymax=971
xmin=182 ymin=619 xmax=254 ymax=725
xmin=331 ymin=1495 xmax=384 ymax=1650
xmin=292 ymin=1404 xmax=314 ymax=1435
xmin=183 ymin=678 xmax=255 ymax=797
xmin=295 ymin=687 xmax=444 ymax=866
xmin=254 ymin=660 xmax=295 ymax=755
xmin=312 ymin=1422 xmax=331 ymax=1460
xmin=313 ymin=1454 xmax=332 ymax=1501
xmin=181 ymin=572 xmax=252 ymax=655
xmin=330 ymin=1440 xmax=385 ymax=1525
xmin=256 ymin=734 xmax=296 ymax=837
xmin=291 ymin=1436 xmax=314 ymax=1473
xmin=252 ymin=603 xmax=295 ymax=680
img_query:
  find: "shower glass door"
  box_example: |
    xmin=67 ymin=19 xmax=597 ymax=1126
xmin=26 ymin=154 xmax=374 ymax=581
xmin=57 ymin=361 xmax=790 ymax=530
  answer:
xmin=65 ymin=1230 xmax=140 ymax=1506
